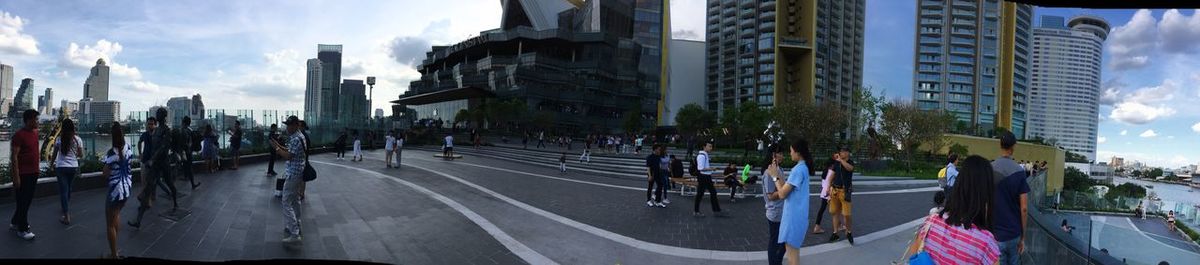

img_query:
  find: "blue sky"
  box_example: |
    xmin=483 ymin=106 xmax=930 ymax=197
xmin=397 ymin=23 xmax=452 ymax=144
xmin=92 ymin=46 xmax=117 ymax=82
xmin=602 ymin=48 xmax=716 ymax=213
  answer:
xmin=0 ymin=1 xmax=1196 ymax=168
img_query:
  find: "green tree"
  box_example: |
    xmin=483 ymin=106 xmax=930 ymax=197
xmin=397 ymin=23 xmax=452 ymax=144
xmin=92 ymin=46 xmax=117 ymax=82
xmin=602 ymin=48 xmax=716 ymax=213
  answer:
xmin=772 ymin=101 xmax=849 ymax=156
xmin=719 ymin=101 xmax=772 ymax=151
xmin=1063 ymin=166 xmax=1093 ymax=192
xmin=878 ymin=101 xmax=956 ymax=170
xmin=1148 ymin=168 xmax=1164 ymax=178
xmin=1131 ymin=170 xmax=1143 ymax=178
xmin=675 ymin=103 xmax=716 ymax=139
xmin=1105 ymin=183 xmax=1147 ymax=200
xmin=949 ymin=143 xmax=969 ymax=157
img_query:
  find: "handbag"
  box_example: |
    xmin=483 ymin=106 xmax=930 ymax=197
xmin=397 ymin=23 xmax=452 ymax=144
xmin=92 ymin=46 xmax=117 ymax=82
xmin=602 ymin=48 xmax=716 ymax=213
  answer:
xmin=301 ymin=136 xmax=316 ymax=182
xmin=907 ymin=219 xmax=935 ymax=265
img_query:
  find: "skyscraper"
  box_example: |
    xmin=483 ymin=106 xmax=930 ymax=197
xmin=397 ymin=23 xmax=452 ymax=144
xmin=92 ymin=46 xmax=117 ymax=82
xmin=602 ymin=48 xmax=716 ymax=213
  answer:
xmin=338 ymin=79 xmax=367 ymax=128
xmin=14 ymin=78 xmax=34 ymax=113
xmin=42 ymin=87 xmax=52 ymax=114
xmin=167 ymin=96 xmax=193 ymax=127
xmin=84 ymin=58 xmax=110 ymax=101
xmin=304 ymin=58 xmax=323 ymax=125
xmin=318 ymin=44 xmax=343 ymax=126
xmin=1028 ymin=15 xmax=1108 ymax=161
xmin=0 ymin=63 xmax=12 ymax=115
xmin=705 ymin=0 xmax=864 ymax=118
xmin=912 ymin=0 xmax=1031 ymax=137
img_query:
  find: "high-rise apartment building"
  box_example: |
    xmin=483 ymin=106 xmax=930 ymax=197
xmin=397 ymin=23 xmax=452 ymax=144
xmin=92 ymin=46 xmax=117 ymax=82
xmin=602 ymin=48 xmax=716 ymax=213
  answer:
xmin=84 ymin=58 xmax=110 ymax=101
xmin=705 ymin=0 xmax=863 ymax=117
xmin=912 ymin=0 xmax=1031 ymax=137
xmin=41 ymin=87 xmax=53 ymax=114
xmin=167 ymin=96 xmax=193 ymax=127
xmin=1028 ymin=15 xmax=1108 ymax=161
xmin=14 ymin=78 xmax=34 ymax=113
xmin=304 ymin=58 xmax=323 ymax=125
xmin=0 ymin=63 xmax=12 ymax=115
xmin=318 ymin=44 xmax=343 ymax=126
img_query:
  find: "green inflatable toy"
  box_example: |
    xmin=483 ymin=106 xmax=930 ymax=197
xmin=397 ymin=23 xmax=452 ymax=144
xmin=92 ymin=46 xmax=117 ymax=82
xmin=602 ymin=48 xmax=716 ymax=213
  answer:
xmin=742 ymin=164 xmax=752 ymax=182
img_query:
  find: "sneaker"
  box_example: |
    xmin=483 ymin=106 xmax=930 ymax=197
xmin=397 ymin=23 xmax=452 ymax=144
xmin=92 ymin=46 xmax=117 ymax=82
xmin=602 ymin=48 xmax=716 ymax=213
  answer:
xmin=662 ymin=198 xmax=671 ymax=204
xmin=654 ymin=202 xmax=667 ymax=208
xmin=282 ymin=236 xmax=302 ymax=244
xmin=730 ymin=198 xmax=738 ymax=203
xmin=829 ymin=233 xmax=840 ymax=242
xmin=693 ymin=212 xmax=705 ymax=217
xmin=646 ymin=201 xmax=655 ymax=207
xmin=16 ymin=230 xmax=35 ymax=240
xmin=846 ymin=233 xmax=854 ymax=245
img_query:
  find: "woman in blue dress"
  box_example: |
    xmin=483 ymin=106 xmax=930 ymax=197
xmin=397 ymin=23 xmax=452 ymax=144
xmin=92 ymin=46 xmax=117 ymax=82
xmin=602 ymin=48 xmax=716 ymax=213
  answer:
xmin=768 ymin=139 xmax=813 ymax=265
xmin=103 ymin=123 xmax=133 ymax=259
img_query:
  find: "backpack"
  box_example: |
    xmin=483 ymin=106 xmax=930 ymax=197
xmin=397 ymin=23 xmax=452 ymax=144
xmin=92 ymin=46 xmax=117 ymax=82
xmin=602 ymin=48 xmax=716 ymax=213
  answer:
xmin=937 ymin=167 xmax=948 ymax=179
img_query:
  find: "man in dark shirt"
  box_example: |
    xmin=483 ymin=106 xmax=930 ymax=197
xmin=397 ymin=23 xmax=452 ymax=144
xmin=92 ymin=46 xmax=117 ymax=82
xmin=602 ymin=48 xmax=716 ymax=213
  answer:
xmin=644 ymin=144 xmax=666 ymax=207
xmin=267 ymin=124 xmax=280 ymax=176
xmin=991 ymin=131 xmax=1030 ymax=265
xmin=10 ymin=109 xmax=40 ymax=240
xmin=176 ymin=116 xmax=199 ymax=190
xmin=829 ymin=146 xmax=856 ymax=245
xmin=130 ymin=108 xmax=177 ymax=228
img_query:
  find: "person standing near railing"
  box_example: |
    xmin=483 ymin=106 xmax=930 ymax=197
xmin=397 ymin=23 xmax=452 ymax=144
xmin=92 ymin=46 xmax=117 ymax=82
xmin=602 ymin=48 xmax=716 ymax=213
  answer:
xmin=906 ymin=155 xmax=1000 ymax=265
xmin=9 ymin=109 xmax=41 ymax=240
xmin=991 ymin=131 xmax=1030 ymax=265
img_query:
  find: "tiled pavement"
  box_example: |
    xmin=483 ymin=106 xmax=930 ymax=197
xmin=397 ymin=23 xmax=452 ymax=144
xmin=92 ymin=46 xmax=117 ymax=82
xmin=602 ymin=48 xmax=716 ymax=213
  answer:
xmin=0 ymin=155 xmax=524 ymax=264
xmin=2 ymin=146 xmax=940 ymax=264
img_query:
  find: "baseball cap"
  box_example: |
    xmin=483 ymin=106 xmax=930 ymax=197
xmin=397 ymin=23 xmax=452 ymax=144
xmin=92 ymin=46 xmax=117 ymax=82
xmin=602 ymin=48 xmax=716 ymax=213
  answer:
xmin=283 ymin=115 xmax=301 ymax=126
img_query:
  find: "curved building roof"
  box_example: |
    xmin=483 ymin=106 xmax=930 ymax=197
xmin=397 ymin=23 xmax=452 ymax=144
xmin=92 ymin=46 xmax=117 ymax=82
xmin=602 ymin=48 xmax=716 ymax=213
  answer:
xmin=1068 ymin=15 xmax=1110 ymax=41
xmin=500 ymin=0 xmax=576 ymax=31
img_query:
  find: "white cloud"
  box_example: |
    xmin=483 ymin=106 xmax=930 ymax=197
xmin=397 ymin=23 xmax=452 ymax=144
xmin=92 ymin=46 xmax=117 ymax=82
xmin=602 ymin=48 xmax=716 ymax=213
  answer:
xmin=1097 ymin=136 xmax=1107 ymax=144
xmin=1167 ymin=135 xmax=1175 ymax=139
xmin=1120 ymin=130 xmax=1128 ymax=136
xmin=1125 ymin=80 xmax=1176 ymax=104
xmin=1110 ymin=102 xmax=1175 ymax=124
xmin=63 ymin=39 xmax=143 ymax=79
xmin=1139 ymin=129 xmax=1158 ymax=138
xmin=0 ymin=11 xmax=40 ymax=55
xmin=1157 ymin=9 xmax=1200 ymax=54
xmin=128 ymin=80 xmax=160 ymax=93
xmin=1099 ymin=87 xmax=1122 ymax=106
xmin=1108 ymin=9 xmax=1158 ymax=71
xmin=1193 ymin=122 xmax=1200 ymax=133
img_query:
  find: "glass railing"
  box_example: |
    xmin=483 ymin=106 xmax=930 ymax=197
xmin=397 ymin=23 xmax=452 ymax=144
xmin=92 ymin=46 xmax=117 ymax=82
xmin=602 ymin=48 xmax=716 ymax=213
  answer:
xmin=1027 ymin=172 xmax=1200 ymax=264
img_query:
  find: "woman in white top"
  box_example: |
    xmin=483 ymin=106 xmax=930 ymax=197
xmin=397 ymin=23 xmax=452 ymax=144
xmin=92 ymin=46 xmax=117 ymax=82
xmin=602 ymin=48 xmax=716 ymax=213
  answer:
xmin=384 ymin=130 xmax=396 ymax=168
xmin=352 ymin=130 xmax=363 ymax=161
xmin=52 ymin=119 xmax=84 ymax=225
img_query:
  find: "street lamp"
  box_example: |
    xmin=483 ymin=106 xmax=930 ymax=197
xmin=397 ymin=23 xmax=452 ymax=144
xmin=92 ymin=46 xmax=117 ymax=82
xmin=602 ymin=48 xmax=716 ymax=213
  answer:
xmin=366 ymin=76 xmax=375 ymax=129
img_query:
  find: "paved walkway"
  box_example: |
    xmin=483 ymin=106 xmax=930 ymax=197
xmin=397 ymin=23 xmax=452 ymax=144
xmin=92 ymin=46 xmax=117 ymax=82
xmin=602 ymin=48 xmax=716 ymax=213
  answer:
xmin=1 ymin=148 xmax=939 ymax=263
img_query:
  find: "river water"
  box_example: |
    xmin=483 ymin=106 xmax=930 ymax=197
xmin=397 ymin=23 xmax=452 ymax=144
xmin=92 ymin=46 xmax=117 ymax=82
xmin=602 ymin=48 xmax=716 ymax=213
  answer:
xmin=0 ymin=133 xmax=144 ymax=162
xmin=1114 ymin=177 xmax=1200 ymax=205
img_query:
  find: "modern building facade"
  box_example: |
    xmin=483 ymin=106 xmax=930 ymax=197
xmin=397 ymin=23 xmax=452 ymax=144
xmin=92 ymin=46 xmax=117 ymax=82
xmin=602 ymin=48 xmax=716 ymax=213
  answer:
xmin=704 ymin=0 xmax=863 ymax=117
xmin=80 ymin=99 xmax=120 ymax=129
xmin=338 ymin=79 xmax=368 ymax=128
xmin=1027 ymin=15 xmax=1108 ymax=161
xmin=318 ymin=44 xmax=343 ymax=127
xmin=60 ymin=99 xmax=79 ymax=119
xmin=912 ymin=0 xmax=1032 ymax=137
xmin=39 ymin=88 xmax=53 ymax=114
xmin=84 ymin=58 xmax=110 ymax=101
xmin=398 ymin=0 xmax=667 ymax=133
xmin=167 ymin=96 xmax=193 ymax=127
xmin=0 ymin=63 xmax=12 ymax=115
xmin=663 ymin=39 xmax=705 ymax=126
xmin=13 ymin=78 xmax=34 ymax=115
xmin=304 ymin=58 xmax=323 ymax=125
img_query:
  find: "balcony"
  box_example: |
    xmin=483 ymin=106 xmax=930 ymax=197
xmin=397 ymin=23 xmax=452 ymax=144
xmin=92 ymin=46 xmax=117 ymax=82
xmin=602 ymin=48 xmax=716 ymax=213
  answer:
xmin=952 ymin=9 xmax=976 ymax=18
xmin=952 ymin=0 xmax=975 ymax=8
xmin=951 ymin=28 xmax=975 ymax=36
xmin=760 ymin=0 xmax=775 ymax=9
xmin=921 ymin=0 xmax=943 ymax=7
xmin=953 ymin=18 xmax=975 ymax=26
xmin=778 ymin=36 xmax=810 ymax=48
xmin=760 ymin=10 xmax=776 ymax=20
xmin=920 ymin=18 xmax=943 ymax=25
xmin=920 ymin=9 xmax=944 ymax=17
xmin=740 ymin=0 xmax=755 ymax=7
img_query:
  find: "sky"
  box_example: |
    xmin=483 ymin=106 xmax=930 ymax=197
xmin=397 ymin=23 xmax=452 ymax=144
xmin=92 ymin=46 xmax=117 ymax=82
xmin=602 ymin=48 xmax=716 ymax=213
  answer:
xmin=0 ymin=1 xmax=1196 ymax=169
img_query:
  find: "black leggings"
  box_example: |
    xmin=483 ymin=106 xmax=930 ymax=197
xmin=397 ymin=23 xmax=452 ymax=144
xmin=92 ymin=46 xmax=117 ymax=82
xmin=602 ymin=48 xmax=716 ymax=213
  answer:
xmin=336 ymin=145 xmax=345 ymax=157
xmin=814 ymin=198 xmax=829 ymax=225
xmin=646 ymin=177 xmax=664 ymax=203
xmin=724 ymin=177 xmax=743 ymax=199
xmin=694 ymin=175 xmax=721 ymax=213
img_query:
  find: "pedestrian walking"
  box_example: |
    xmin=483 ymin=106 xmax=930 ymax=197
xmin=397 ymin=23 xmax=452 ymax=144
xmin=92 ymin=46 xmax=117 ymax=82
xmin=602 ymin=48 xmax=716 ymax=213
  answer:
xmin=940 ymin=153 xmax=960 ymax=194
xmin=811 ymin=154 xmax=836 ymax=234
xmin=102 ymin=123 xmax=133 ymax=259
xmin=657 ymin=145 xmax=672 ymax=205
xmin=579 ymin=145 xmax=591 ymax=163
xmin=51 ymin=118 xmax=83 ymax=225
xmin=334 ymin=129 xmax=347 ymax=160
xmin=129 ymin=108 xmax=177 ymax=228
xmin=443 ymin=133 xmax=455 ymax=159
xmin=693 ymin=142 xmax=722 ymax=216
xmin=385 ymin=130 xmax=396 ymax=168
xmin=991 ymin=131 xmax=1029 ymax=265
xmin=904 ymin=155 xmax=1000 ymax=265
xmin=9 ymin=109 xmax=40 ymax=240
xmin=176 ymin=116 xmax=200 ymax=190
xmin=828 ymin=146 xmax=856 ymax=244
xmin=762 ymin=146 xmax=786 ymax=265
xmin=645 ymin=144 xmax=667 ymax=208
xmin=271 ymin=116 xmax=307 ymax=245
xmin=267 ymin=123 xmax=280 ymax=176
xmin=635 ymin=135 xmax=644 ymax=155
xmin=227 ymin=120 xmax=243 ymax=170
xmin=395 ymin=132 xmax=404 ymax=167
xmin=768 ymin=139 xmax=813 ymax=265
xmin=559 ymin=153 xmax=567 ymax=174
xmin=352 ymin=130 xmax=363 ymax=161
xmin=537 ymin=131 xmax=546 ymax=149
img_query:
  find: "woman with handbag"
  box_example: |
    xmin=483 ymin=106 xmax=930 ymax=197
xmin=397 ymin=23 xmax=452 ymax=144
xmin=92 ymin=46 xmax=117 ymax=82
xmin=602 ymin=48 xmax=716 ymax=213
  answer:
xmin=903 ymin=155 xmax=999 ymax=265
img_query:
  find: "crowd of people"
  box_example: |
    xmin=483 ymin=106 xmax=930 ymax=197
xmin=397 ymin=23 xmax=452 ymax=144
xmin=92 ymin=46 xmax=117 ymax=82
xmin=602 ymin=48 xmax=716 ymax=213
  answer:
xmin=3 ymin=107 xmax=418 ymax=258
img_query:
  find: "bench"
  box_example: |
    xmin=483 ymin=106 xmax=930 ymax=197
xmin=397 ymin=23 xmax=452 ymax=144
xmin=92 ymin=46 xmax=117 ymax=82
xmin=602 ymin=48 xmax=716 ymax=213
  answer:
xmin=668 ymin=175 xmax=762 ymax=199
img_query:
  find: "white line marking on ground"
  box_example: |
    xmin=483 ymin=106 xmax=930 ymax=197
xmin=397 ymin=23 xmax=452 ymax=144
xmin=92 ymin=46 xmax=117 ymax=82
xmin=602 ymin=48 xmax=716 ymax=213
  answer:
xmin=392 ymin=153 xmax=931 ymax=261
xmin=312 ymin=160 xmax=559 ymax=265
xmin=1123 ymin=216 xmax=1200 ymax=257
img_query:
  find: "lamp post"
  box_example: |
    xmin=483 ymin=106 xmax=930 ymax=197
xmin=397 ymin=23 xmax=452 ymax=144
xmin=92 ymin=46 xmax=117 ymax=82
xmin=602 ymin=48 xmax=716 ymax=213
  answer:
xmin=366 ymin=76 xmax=375 ymax=129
